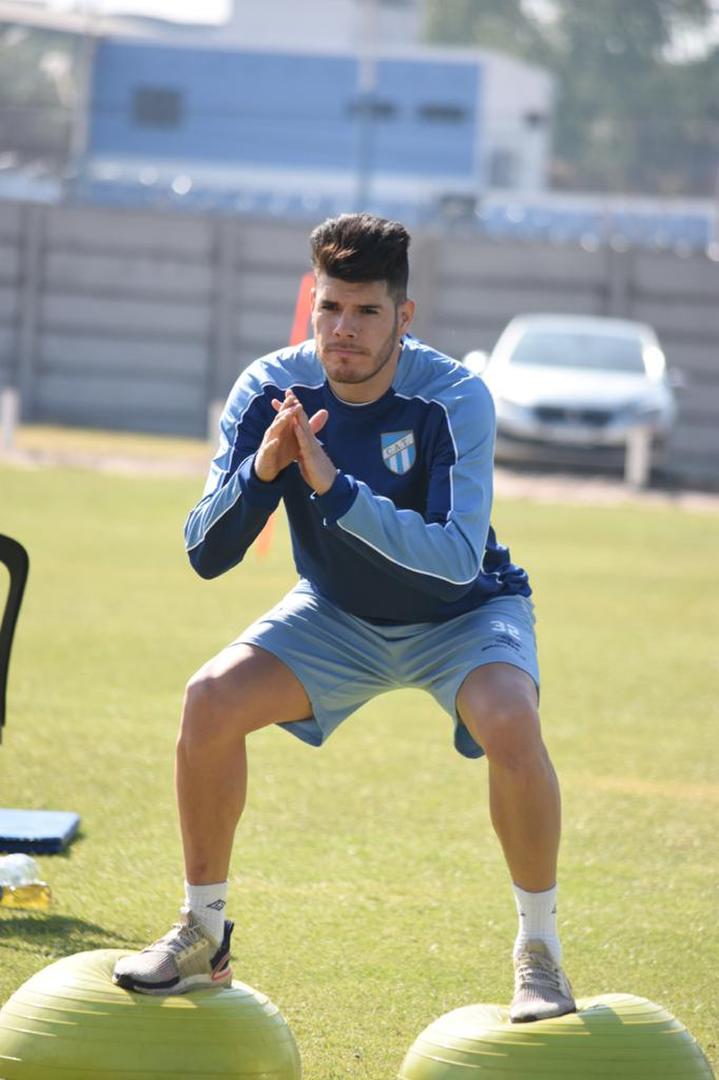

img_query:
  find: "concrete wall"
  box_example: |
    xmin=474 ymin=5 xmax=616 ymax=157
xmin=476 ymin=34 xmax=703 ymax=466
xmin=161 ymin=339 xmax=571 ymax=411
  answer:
xmin=1 ymin=199 xmax=717 ymax=486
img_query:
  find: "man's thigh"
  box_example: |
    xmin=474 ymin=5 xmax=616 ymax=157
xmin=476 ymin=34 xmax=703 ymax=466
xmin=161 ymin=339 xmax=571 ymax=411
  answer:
xmin=191 ymin=642 xmax=314 ymax=735
xmin=456 ymin=661 xmax=539 ymax=755
xmin=233 ymin=582 xmax=396 ymax=749
xmin=411 ymin=594 xmax=540 ymax=758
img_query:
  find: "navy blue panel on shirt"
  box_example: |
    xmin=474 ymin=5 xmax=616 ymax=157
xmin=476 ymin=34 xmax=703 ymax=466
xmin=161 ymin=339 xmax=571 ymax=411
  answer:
xmin=184 ymin=337 xmax=530 ymax=624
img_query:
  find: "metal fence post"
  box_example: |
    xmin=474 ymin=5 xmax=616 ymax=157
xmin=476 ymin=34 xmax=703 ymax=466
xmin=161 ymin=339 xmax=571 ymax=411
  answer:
xmin=207 ymin=217 xmax=238 ymax=441
xmin=624 ymin=425 xmax=653 ymax=489
xmin=603 ymin=245 xmax=634 ymax=318
xmin=16 ymin=205 xmax=44 ymax=423
xmin=0 ymin=387 xmax=19 ymax=450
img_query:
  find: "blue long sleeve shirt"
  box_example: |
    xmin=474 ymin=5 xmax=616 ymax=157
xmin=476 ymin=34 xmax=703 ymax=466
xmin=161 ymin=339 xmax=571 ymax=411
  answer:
xmin=184 ymin=336 xmax=530 ymax=624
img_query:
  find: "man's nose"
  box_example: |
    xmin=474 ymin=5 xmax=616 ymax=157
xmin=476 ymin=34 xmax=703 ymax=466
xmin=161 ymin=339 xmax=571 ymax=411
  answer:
xmin=332 ymin=311 xmax=357 ymax=337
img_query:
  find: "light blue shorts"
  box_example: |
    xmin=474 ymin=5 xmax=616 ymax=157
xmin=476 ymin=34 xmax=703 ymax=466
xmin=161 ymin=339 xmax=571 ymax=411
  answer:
xmin=234 ymin=580 xmax=539 ymax=759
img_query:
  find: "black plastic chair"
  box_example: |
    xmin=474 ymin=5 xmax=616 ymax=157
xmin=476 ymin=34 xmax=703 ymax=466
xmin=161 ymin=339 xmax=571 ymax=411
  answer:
xmin=0 ymin=534 xmax=29 ymax=743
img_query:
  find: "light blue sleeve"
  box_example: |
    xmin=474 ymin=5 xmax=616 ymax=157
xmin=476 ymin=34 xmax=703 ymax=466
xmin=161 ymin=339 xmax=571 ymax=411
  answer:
xmin=183 ymin=370 xmax=284 ymax=578
xmin=314 ymin=376 xmax=495 ymax=601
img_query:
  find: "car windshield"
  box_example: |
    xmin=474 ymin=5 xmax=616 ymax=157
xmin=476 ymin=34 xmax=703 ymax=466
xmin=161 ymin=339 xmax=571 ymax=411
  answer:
xmin=509 ymin=330 xmax=646 ymax=373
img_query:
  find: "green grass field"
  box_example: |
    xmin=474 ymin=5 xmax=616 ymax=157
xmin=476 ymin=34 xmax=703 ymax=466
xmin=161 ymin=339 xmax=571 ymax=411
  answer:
xmin=1 ymin=450 xmax=717 ymax=1077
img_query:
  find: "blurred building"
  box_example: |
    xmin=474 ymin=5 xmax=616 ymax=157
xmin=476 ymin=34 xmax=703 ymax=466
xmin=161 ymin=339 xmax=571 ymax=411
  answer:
xmin=1 ymin=0 xmax=714 ymax=252
xmin=74 ymin=0 xmax=554 ymax=220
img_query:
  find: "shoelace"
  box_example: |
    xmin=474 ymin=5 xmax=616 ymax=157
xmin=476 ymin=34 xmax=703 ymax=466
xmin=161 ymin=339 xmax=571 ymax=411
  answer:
xmin=514 ymin=949 xmax=562 ymax=990
xmin=146 ymin=918 xmax=204 ymax=954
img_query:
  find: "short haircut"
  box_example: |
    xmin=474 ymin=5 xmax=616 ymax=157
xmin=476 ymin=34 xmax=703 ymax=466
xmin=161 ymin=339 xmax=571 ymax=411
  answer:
xmin=310 ymin=213 xmax=410 ymax=302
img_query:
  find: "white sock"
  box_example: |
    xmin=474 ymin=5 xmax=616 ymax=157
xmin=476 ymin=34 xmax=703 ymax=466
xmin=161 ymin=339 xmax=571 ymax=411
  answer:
xmin=183 ymin=881 xmax=228 ymax=944
xmin=513 ymin=883 xmax=561 ymax=964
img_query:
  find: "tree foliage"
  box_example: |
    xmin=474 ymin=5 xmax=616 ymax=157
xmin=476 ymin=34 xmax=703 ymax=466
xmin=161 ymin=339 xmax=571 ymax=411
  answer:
xmin=423 ymin=0 xmax=718 ymax=195
xmin=0 ymin=24 xmax=73 ymax=169
xmin=424 ymin=0 xmax=551 ymax=61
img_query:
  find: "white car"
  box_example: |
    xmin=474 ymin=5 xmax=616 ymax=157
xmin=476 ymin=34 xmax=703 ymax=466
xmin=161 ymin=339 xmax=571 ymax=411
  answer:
xmin=464 ymin=314 xmax=678 ymax=464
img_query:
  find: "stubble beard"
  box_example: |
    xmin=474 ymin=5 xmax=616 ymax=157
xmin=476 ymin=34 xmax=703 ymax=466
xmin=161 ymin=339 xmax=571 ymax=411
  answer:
xmin=321 ymin=315 xmax=400 ymax=386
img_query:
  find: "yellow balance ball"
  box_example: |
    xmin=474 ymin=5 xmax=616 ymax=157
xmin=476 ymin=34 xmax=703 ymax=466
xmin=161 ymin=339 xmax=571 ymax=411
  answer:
xmin=0 ymin=949 xmax=301 ymax=1079
xmin=399 ymin=995 xmax=714 ymax=1079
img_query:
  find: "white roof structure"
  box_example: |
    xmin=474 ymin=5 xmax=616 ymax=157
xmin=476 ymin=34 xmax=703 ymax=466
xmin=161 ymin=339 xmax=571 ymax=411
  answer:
xmin=0 ymin=0 xmax=146 ymax=35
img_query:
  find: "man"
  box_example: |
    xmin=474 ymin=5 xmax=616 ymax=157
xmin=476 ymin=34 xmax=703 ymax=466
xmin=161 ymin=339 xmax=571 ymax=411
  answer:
xmin=113 ymin=213 xmax=575 ymax=1023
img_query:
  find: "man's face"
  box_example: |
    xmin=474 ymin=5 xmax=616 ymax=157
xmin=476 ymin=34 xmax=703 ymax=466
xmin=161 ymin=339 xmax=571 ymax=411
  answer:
xmin=311 ymin=273 xmax=414 ymax=401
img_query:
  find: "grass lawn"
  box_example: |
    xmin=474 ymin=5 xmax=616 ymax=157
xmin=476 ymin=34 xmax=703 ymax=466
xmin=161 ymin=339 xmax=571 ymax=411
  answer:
xmin=1 ymin=453 xmax=717 ymax=1077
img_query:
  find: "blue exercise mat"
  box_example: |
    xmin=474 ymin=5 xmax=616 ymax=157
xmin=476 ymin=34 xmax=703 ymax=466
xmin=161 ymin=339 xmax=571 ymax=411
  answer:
xmin=0 ymin=809 xmax=80 ymax=853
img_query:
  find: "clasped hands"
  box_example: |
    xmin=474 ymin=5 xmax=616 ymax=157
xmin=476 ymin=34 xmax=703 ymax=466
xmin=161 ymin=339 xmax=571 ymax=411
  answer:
xmin=254 ymin=390 xmax=337 ymax=495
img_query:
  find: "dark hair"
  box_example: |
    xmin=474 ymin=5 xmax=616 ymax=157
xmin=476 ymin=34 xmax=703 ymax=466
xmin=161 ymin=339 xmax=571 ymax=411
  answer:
xmin=310 ymin=213 xmax=410 ymax=302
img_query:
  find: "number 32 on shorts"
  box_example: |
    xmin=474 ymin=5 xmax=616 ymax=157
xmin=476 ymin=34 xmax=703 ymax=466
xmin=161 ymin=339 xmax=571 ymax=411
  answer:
xmin=490 ymin=619 xmax=521 ymax=641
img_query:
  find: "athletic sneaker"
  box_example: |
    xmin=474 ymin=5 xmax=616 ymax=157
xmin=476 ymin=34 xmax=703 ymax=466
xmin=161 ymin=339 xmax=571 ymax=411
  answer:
xmin=510 ymin=940 xmax=576 ymax=1023
xmin=112 ymin=911 xmax=233 ymax=995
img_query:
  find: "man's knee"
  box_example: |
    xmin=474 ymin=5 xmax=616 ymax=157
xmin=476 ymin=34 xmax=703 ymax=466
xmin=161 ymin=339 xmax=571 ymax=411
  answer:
xmin=458 ymin=667 xmax=543 ymax=770
xmin=472 ymin=702 xmax=542 ymax=770
xmin=179 ymin=663 xmax=250 ymax=752
xmin=183 ymin=664 xmax=228 ymax=716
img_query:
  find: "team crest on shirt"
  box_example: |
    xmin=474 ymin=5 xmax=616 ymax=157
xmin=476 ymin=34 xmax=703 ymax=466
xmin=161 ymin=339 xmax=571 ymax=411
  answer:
xmin=381 ymin=430 xmax=416 ymax=475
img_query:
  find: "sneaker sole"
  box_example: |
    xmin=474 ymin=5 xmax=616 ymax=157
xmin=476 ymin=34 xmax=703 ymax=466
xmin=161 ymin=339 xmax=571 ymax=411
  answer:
xmin=510 ymin=1001 xmax=576 ymax=1023
xmin=112 ymin=967 xmax=233 ymax=996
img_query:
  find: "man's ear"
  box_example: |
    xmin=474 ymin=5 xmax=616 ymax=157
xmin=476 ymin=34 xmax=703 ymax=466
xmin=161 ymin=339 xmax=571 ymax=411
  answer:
xmin=399 ymin=298 xmax=416 ymax=332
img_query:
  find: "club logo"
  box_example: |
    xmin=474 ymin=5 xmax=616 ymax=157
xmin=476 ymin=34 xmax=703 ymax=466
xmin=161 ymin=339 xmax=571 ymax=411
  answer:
xmin=381 ymin=431 xmax=416 ymax=475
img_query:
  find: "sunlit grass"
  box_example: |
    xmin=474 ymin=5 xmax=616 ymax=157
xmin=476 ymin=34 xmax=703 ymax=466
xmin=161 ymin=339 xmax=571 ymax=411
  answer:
xmin=12 ymin=422 xmax=211 ymax=466
xmin=1 ymin=457 xmax=717 ymax=1077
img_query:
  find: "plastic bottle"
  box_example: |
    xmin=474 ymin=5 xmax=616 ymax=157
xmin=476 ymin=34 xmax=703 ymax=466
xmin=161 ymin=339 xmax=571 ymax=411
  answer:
xmin=0 ymin=853 xmax=52 ymax=911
